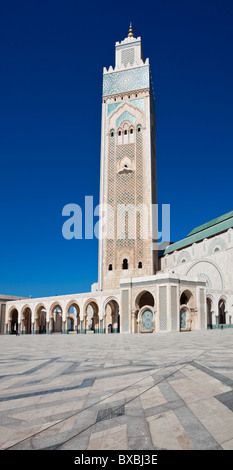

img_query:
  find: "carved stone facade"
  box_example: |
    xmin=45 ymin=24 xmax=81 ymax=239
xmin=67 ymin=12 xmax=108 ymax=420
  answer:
xmin=99 ymin=32 xmax=157 ymax=292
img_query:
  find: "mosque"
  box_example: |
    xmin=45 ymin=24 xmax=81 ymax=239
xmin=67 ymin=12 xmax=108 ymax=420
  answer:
xmin=2 ymin=25 xmax=233 ymax=335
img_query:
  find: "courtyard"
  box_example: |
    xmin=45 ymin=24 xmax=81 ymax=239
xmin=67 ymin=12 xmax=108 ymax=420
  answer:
xmin=1 ymin=329 xmax=233 ymax=451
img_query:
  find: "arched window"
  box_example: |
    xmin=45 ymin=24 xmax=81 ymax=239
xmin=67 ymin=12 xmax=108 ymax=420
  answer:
xmin=108 ymin=264 xmax=113 ymax=271
xmin=110 ymin=130 xmax=114 ymax=137
xmin=124 ymin=130 xmax=127 ymax=135
xmin=122 ymin=258 xmax=128 ymax=270
xmin=130 ymin=129 xmax=133 ymax=134
xmin=138 ymin=261 xmax=142 ymax=268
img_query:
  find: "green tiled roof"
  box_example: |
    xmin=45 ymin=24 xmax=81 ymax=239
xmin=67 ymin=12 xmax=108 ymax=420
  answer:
xmin=187 ymin=210 xmax=233 ymax=238
xmin=161 ymin=210 xmax=233 ymax=256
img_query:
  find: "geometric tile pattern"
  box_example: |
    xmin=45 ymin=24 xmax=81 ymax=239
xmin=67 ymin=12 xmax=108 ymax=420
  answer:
xmin=1 ymin=330 xmax=233 ymax=450
xmin=103 ymin=66 xmax=149 ymax=96
xmin=159 ymin=286 xmax=167 ymax=331
xmin=171 ymin=286 xmax=178 ymax=330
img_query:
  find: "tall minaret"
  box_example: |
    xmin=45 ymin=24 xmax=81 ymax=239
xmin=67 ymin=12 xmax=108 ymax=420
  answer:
xmin=98 ymin=25 xmax=158 ymax=291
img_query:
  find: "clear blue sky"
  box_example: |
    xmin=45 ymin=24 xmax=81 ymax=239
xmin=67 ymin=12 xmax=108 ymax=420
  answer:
xmin=0 ymin=0 xmax=232 ymax=298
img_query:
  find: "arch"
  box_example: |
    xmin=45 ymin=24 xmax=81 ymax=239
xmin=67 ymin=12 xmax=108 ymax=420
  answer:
xmin=49 ymin=301 xmax=63 ymax=316
xmin=66 ymin=300 xmax=80 ymax=315
xmin=34 ymin=304 xmax=47 ymax=334
xmin=49 ymin=302 xmax=63 ymax=333
xmin=134 ymin=291 xmax=155 ymax=333
xmin=21 ymin=306 xmax=32 ymax=334
xmin=66 ymin=301 xmax=81 ymax=333
xmin=116 ymin=112 xmax=135 ymax=128
xmin=177 ymin=250 xmax=191 ymax=265
xmin=179 ymin=290 xmax=195 ymax=331
xmin=8 ymin=307 xmax=19 ymax=335
xmin=180 ymin=290 xmax=193 ymax=306
xmin=186 ymin=259 xmax=225 ymax=289
xmin=84 ymin=299 xmax=99 ymax=333
xmin=135 ymin=290 xmax=155 ymax=310
xmin=34 ymin=303 xmax=47 ymax=315
xmin=122 ymin=258 xmax=129 ymax=269
xmin=208 ymin=237 xmax=226 ymax=255
xmin=104 ymin=298 xmax=120 ymax=334
xmin=199 ymin=273 xmax=212 ymax=288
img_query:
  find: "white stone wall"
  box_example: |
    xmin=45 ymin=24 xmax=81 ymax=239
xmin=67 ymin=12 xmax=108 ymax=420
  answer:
xmin=160 ymin=228 xmax=233 ymax=323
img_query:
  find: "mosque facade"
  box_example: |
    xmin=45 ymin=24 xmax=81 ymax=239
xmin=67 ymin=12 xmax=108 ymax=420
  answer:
xmin=3 ymin=26 xmax=233 ymax=335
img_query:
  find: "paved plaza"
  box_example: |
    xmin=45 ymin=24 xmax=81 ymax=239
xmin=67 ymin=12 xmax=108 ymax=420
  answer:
xmin=1 ymin=330 xmax=233 ymax=451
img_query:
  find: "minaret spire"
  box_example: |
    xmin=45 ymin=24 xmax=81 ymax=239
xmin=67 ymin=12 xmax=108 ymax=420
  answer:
xmin=128 ymin=22 xmax=134 ymax=38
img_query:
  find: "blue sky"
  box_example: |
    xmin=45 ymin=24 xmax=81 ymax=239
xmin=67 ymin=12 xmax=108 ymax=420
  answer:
xmin=0 ymin=0 xmax=232 ymax=298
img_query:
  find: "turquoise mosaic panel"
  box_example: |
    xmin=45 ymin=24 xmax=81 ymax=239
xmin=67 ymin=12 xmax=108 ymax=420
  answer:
xmin=107 ymin=98 xmax=144 ymax=117
xmin=103 ymin=66 xmax=150 ymax=96
xmin=107 ymin=102 xmax=121 ymax=115
xmin=130 ymin=98 xmax=144 ymax=110
xmin=159 ymin=286 xmax=167 ymax=331
xmin=117 ymin=111 xmax=135 ymax=127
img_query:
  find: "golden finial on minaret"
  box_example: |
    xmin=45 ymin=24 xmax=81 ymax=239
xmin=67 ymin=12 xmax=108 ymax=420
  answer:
xmin=128 ymin=22 xmax=134 ymax=38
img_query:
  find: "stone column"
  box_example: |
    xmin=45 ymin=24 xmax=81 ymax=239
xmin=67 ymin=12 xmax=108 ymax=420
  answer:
xmin=80 ymin=319 xmax=85 ymax=334
xmin=99 ymin=318 xmax=104 ymax=333
xmin=49 ymin=317 xmax=53 ymax=334
xmin=131 ymin=311 xmax=137 ymax=334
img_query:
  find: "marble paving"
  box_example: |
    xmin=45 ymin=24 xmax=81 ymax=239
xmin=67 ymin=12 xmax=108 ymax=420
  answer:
xmin=1 ymin=329 xmax=233 ymax=450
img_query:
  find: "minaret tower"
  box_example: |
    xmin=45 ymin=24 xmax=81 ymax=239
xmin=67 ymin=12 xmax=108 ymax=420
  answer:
xmin=98 ymin=25 xmax=158 ymax=291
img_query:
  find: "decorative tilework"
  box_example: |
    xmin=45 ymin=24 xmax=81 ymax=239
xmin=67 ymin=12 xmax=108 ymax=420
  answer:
xmin=122 ymin=48 xmax=134 ymax=66
xmin=107 ymin=102 xmax=121 ymax=115
xmin=103 ymin=66 xmax=150 ymax=96
xmin=136 ymin=130 xmax=143 ymax=262
xmin=117 ymin=112 xmax=135 ymax=128
xmin=107 ymin=99 xmax=144 ymax=117
xmin=130 ymin=98 xmax=144 ymax=110
xmin=116 ymin=41 xmax=141 ymax=50
xmin=171 ymin=286 xmax=178 ymax=331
